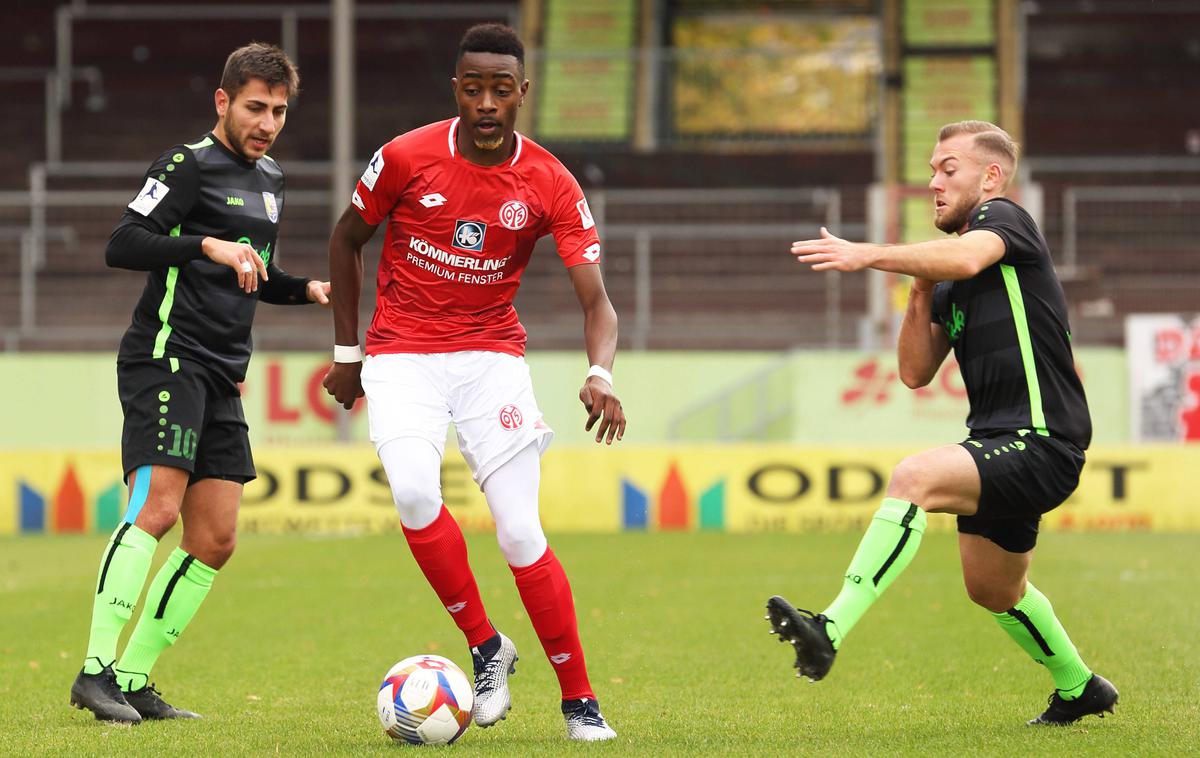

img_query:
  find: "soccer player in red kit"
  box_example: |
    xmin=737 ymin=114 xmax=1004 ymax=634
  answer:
xmin=322 ymin=24 xmax=625 ymax=741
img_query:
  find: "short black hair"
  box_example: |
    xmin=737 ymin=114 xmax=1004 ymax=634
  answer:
xmin=220 ymin=42 xmax=299 ymax=101
xmin=457 ymin=23 xmax=524 ymax=68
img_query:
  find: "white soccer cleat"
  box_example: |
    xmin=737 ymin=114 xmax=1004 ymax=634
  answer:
xmin=470 ymin=631 xmax=518 ymax=727
xmin=562 ymin=697 xmax=617 ymax=742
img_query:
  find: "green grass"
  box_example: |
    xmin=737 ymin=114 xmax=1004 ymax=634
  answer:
xmin=1 ymin=530 xmax=1196 ymax=756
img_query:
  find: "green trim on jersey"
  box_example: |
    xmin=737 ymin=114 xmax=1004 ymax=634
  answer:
xmin=1000 ymin=264 xmax=1049 ymax=436
xmin=151 ymin=225 xmax=183 ymax=359
xmin=184 ymin=136 xmax=213 ymax=150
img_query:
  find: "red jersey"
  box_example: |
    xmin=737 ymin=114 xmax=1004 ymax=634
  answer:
xmin=352 ymin=118 xmax=602 ymax=356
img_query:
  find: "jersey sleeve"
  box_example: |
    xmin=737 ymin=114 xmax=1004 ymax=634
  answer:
xmin=105 ymin=146 xmax=205 ymax=269
xmin=968 ymin=200 xmax=1043 ymax=266
xmin=930 ymin=281 xmax=951 ymax=326
xmin=351 ymin=139 xmax=411 ymax=226
xmin=546 ymin=167 xmax=601 ymax=267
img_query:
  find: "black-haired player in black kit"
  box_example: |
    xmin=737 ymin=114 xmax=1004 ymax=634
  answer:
xmin=70 ymin=43 xmax=331 ymax=724
xmin=766 ymin=120 xmax=1118 ymax=726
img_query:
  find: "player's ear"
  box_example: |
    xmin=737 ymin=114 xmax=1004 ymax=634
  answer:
xmin=214 ymin=88 xmax=229 ymax=118
xmin=519 ymin=79 xmax=529 ymax=105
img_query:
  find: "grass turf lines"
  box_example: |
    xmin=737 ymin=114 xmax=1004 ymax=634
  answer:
xmin=2 ymin=530 xmax=1196 ymax=756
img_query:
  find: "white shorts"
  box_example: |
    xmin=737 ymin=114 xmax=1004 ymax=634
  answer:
xmin=361 ymin=351 xmax=554 ymax=485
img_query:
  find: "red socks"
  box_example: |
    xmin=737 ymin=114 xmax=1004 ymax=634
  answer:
xmin=511 ymin=548 xmax=594 ymax=700
xmin=402 ymin=506 xmax=495 ymax=647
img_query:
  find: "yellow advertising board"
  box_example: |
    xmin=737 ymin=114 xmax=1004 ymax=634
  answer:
xmin=2 ymin=445 xmax=1195 ymax=537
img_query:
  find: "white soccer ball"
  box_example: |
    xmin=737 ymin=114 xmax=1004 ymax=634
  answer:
xmin=377 ymin=654 xmax=474 ymax=745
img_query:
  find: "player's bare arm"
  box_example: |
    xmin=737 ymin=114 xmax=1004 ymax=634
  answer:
xmin=568 ymin=264 xmax=625 ymax=444
xmin=790 ymin=227 xmax=1005 ymax=281
xmin=201 ymin=236 xmax=269 ymax=293
xmin=897 ymin=279 xmax=951 ymax=389
xmin=322 ymin=205 xmax=378 ymax=408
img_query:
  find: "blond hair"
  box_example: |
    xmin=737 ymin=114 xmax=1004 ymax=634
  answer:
xmin=938 ymin=120 xmax=1020 ymax=188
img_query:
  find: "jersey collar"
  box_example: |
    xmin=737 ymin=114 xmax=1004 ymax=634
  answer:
xmin=447 ymin=117 xmax=523 ymax=168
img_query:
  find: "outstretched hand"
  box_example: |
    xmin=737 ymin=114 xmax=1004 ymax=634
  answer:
xmin=201 ymin=236 xmax=269 ymax=292
xmin=790 ymin=227 xmax=877 ymax=272
xmin=307 ymin=280 xmax=332 ymax=307
xmin=579 ymin=376 xmax=626 ymax=445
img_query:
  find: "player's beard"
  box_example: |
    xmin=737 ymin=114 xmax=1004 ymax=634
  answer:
xmin=934 ymin=190 xmax=981 ymax=234
xmin=224 ymin=121 xmax=270 ymax=161
xmin=474 ymin=134 xmax=506 ymax=151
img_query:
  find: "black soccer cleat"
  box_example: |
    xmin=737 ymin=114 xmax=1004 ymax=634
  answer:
xmin=765 ymin=595 xmax=837 ymax=682
xmin=1027 ymin=673 xmax=1118 ymax=726
xmin=124 ymin=683 xmax=202 ymax=720
xmin=70 ymin=664 xmax=142 ymax=723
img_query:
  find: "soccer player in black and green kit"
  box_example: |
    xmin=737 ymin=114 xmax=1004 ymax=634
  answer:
xmin=768 ymin=121 xmax=1118 ymax=725
xmin=70 ymin=43 xmax=331 ymax=723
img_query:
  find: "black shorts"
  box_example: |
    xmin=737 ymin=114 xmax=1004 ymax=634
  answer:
xmin=117 ymin=357 xmax=255 ymax=484
xmin=956 ymin=430 xmax=1085 ymax=554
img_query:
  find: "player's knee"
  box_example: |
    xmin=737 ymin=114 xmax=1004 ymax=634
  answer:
xmin=389 ymin=480 xmax=442 ymax=529
xmin=207 ymin=529 xmax=237 ymax=569
xmin=134 ymin=499 xmax=180 ymax=538
xmin=885 ymin=457 xmax=927 ymax=506
xmin=963 ymin=577 xmax=1021 ymax=613
xmin=496 ymin=524 xmax=547 ymax=568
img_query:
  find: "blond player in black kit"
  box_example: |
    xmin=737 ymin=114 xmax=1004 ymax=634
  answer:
xmin=70 ymin=43 xmax=331 ymax=724
xmin=765 ymin=121 xmax=1118 ymax=726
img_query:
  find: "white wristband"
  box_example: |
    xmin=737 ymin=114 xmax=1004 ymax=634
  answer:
xmin=586 ymin=364 xmax=613 ymax=386
xmin=333 ymin=344 xmax=363 ymax=363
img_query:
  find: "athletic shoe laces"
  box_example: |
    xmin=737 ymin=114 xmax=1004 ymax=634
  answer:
xmin=472 ymin=648 xmax=504 ymax=697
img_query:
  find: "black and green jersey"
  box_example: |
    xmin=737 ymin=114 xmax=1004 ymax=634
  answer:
xmin=932 ymin=198 xmax=1091 ymax=449
xmin=108 ymin=132 xmax=310 ymax=386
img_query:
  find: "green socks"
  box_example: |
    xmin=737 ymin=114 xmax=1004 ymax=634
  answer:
xmin=83 ymin=524 xmax=158 ymax=675
xmin=993 ymin=582 xmax=1092 ymax=699
xmin=115 ymin=547 xmax=218 ymax=692
xmin=822 ymin=497 xmax=927 ymax=649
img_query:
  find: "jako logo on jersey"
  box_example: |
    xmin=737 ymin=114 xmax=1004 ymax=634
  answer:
xmin=499 ymin=200 xmax=529 ymax=231
xmin=498 ymin=404 xmax=524 ymax=430
xmin=576 ymin=198 xmax=595 ymax=230
xmin=550 ymin=653 xmax=572 ymax=665
xmin=446 ymin=602 xmax=467 ymax=613
xmin=128 ymin=177 xmax=169 ymax=217
xmin=453 ymin=220 xmax=487 ymax=252
xmin=360 ymin=148 xmax=384 ymax=191
xmin=583 ymin=243 xmax=601 ymax=263
xmin=262 ymin=191 xmax=279 ymax=223
xmin=420 ymin=193 xmax=447 ymax=208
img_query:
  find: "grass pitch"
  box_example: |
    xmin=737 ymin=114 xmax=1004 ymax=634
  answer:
xmin=1 ymin=529 xmax=1196 ymax=756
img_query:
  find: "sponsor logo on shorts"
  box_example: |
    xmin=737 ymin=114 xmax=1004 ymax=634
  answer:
xmin=498 ymin=404 xmax=524 ymax=430
xmin=499 ymin=200 xmax=529 ymax=230
xmin=453 ymin=219 xmax=487 ymax=252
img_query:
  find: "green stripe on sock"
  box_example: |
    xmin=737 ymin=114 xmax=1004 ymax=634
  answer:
xmin=822 ymin=498 xmax=927 ymax=648
xmin=993 ymin=582 xmax=1093 ymax=699
xmin=84 ymin=524 xmax=158 ymax=674
xmin=115 ymin=547 xmax=217 ymax=691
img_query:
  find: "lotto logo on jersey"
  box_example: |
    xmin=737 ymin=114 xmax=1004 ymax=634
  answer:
xmin=499 ymin=200 xmax=529 ymax=231
xmin=498 ymin=404 xmax=524 ymax=430
xmin=360 ymin=148 xmax=384 ymax=191
xmin=452 ymin=220 xmax=487 ymax=252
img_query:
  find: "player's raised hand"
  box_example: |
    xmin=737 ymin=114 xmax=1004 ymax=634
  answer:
xmin=201 ymin=236 xmax=269 ymax=293
xmin=790 ymin=227 xmax=877 ymax=272
xmin=322 ymin=361 xmax=364 ymax=410
xmin=306 ymin=280 xmax=332 ymax=307
xmin=580 ymin=376 xmax=626 ymax=445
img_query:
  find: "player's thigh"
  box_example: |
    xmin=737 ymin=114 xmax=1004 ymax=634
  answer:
xmin=360 ymin=353 xmax=452 ymax=455
xmin=958 ymin=532 xmax=1032 ymax=612
xmin=180 ymin=477 xmax=244 ymax=568
xmin=447 ymin=352 xmax=552 ymax=486
xmin=887 ymin=443 xmax=981 ymax=515
xmin=123 ymin=464 xmax=191 ymax=538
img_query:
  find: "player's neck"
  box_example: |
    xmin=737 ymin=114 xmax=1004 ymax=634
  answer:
xmin=456 ymin=129 xmax=515 ymax=167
